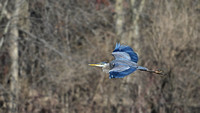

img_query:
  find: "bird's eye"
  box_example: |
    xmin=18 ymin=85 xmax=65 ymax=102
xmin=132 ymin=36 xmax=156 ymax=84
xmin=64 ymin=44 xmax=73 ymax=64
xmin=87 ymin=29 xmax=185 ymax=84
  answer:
xmin=112 ymin=63 xmax=115 ymax=67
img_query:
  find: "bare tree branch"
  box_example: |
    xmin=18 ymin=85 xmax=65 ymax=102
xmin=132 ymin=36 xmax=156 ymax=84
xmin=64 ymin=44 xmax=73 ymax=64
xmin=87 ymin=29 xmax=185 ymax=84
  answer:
xmin=19 ymin=28 xmax=64 ymax=58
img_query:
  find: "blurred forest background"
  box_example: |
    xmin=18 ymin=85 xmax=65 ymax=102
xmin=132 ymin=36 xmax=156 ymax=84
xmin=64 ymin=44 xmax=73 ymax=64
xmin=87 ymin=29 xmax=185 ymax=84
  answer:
xmin=0 ymin=0 xmax=200 ymax=113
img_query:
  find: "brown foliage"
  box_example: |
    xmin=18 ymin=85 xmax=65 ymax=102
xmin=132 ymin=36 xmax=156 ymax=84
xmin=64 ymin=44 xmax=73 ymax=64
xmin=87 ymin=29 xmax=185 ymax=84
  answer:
xmin=0 ymin=0 xmax=199 ymax=113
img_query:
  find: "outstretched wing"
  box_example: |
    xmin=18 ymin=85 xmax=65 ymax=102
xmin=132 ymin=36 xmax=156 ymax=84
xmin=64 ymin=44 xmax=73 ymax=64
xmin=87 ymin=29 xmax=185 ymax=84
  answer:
xmin=112 ymin=43 xmax=138 ymax=63
xmin=109 ymin=63 xmax=137 ymax=78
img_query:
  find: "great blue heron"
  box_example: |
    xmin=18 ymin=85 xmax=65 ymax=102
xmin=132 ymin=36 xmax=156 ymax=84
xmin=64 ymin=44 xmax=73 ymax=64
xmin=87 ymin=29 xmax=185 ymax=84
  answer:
xmin=89 ymin=43 xmax=164 ymax=79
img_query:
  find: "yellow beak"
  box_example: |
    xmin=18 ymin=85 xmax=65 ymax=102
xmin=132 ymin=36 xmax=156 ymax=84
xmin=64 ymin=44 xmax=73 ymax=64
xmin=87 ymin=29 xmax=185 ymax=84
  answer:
xmin=88 ymin=64 xmax=104 ymax=67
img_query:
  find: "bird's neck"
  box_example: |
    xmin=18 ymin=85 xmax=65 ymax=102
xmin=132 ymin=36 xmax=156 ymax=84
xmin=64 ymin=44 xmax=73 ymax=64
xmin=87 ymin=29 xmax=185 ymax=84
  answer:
xmin=102 ymin=63 xmax=110 ymax=73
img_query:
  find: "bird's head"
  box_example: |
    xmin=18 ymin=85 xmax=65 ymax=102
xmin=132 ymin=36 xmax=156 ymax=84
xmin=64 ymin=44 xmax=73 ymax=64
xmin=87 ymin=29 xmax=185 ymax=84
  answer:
xmin=89 ymin=62 xmax=110 ymax=73
xmin=88 ymin=62 xmax=108 ymax=68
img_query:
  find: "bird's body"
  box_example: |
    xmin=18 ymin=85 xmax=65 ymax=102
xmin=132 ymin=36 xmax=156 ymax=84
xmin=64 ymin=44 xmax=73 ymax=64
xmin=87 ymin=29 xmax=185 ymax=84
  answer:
xmin=102 ymin=60 xmax=136 ymax=72
xmin=89 ymin=43 xmax=163 ymax=79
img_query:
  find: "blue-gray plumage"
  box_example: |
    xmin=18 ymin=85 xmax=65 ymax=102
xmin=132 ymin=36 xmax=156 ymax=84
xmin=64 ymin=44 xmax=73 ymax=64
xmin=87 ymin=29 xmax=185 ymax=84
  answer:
xmin=89 ymin=43 xmax=163 ymax=79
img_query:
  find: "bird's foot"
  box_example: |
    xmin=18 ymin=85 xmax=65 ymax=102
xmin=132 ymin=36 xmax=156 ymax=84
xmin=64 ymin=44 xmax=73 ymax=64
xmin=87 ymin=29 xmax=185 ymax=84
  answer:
xmin=155 ymin=70 xmax=162 ymax=74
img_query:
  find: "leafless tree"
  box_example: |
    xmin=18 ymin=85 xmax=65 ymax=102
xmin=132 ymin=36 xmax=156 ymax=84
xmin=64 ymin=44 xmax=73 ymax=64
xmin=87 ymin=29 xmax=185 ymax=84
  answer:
xmin=0 ymin=0 xmax=199 ymax=113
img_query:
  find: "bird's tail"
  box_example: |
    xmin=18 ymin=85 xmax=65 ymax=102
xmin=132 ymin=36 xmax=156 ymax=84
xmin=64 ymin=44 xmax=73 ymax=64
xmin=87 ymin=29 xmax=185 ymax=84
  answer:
xmin=138 ymin=66 xmax=165 ymax=76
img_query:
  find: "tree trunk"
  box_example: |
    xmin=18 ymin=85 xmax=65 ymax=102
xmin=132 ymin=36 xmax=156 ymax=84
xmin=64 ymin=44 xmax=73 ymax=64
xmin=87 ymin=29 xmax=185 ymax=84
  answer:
xmin=128 ymin=1 xmax=146 ymax=113
xmin=8 ymin=0 xmax=29 ymax=112
xmin=115 ymin=0 xmax=124 ymax=42
xmin=129 ymin=0 xmax=145 ymax=53
xmin=9 ymin=10 xmax=19 ymax=113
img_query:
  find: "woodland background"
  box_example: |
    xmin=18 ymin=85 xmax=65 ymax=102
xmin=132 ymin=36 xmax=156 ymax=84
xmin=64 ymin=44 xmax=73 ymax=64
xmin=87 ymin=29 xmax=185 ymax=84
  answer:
xmin=0 ymin=0 xmax=199 ymax=113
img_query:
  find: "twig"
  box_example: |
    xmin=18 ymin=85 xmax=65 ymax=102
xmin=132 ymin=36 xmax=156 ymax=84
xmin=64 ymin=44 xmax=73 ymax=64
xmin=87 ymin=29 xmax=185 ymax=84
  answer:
xmin=0 ymin=0 xmax=9 ymax=21
xmin=19 ymin=28 xmax=64 ymax=58
xmin=0 ymin=19 xmax=11 ymax=49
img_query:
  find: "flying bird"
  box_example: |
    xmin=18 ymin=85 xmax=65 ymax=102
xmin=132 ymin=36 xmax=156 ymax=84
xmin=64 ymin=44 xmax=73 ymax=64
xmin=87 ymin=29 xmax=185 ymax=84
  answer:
xmin=89 ymin=43 xmax=164 ymax=79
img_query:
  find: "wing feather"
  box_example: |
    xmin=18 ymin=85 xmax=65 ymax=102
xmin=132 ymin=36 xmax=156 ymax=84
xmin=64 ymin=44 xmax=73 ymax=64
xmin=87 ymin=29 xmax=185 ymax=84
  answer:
xmin=109 ymin=64 xmax=130 ymax=72
xmin=109 ymin=67 xmax=137 ymax=78
xmin=112 ymin=52 xmax=131 ymax=60
xmin=112 ymin=43 xmax=138 ymax=63
xmin=109 ymin=63 xmax=137 ymax=78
